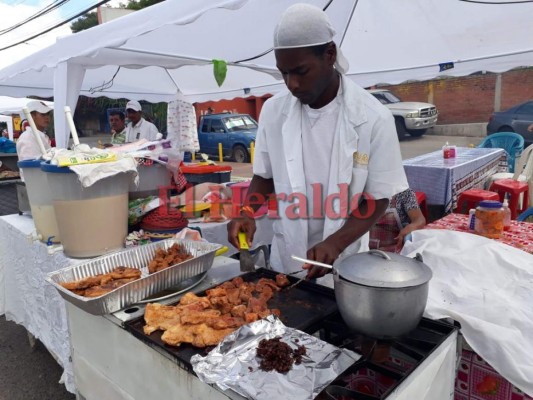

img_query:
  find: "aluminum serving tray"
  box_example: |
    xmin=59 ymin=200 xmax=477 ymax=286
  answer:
xmin=46 ymin=239 xmax=222 ymax=315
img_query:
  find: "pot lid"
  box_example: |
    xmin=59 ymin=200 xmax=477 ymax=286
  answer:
xmin=335 ymin=250 xmax=432 ymax=288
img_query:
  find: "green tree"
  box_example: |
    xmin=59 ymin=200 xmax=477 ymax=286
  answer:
xmin=125 ymin=0 xmax=165 ymax=11
xmin=70 ymin=12 xmax=98 ymax=33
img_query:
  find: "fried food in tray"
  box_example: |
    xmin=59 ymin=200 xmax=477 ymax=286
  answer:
xmin=143 ymin=274 xmax=290 ymax=348
xmin=60 ymin=267 xmax=141 ymax=298
xmin=148 ymin=243 xmax=193 ymax=274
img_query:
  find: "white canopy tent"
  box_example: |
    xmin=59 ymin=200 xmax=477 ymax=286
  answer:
xmin=0 ymin=96 xmax=54 ymax=140
xmin=0 ymin=96 xmax=53 ymax=115
xmin=0 ymin=0 xmax=532 ymax=148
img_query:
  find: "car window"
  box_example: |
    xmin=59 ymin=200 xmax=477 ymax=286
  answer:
xmin=210 ymin=120 xmax=225 ymax=133
xmin=223 ymin=116 xmax=258 ymax=132
xmin=516 ymin=102 xmax=533 ymax=115
xmin=371 ymin=91 xmax=401 ymax=104
xmin=201 ymin=119 xmax=210 ymax=132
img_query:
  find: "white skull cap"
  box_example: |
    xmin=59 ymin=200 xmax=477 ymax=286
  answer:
xmin=273 ymin=3 xmax=349 ymax=74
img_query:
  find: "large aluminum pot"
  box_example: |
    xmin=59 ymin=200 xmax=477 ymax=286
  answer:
xmin=333 ymin=250 xmax=432 ymax=339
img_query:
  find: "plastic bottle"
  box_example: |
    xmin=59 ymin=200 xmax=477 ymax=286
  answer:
xmin=474 ymin=200 xmax=505 ymax=239
xmin=449 ymin=145 xmax=456 ymax=158
xmin=502 ymin=196 xmax=511 ymax=231
xmin=467 ymin=208 xmax=476 ymax=230
xmin=442 ymin=142 xmax=450 ymax=158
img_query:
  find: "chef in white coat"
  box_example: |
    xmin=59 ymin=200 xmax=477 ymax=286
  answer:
xmin=228 ymin=4 xmax=408 ymax=277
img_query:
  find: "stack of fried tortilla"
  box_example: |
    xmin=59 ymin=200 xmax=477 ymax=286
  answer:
xmin=59 ymin=266 xmax=141 ymax=298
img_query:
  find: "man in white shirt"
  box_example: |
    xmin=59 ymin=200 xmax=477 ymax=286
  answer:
xmin=227 ymin=4 xmax=408 ymax=276
xmin=16 ymin=100 xmax=52 ymax=161
xmin=124 ymin=100 xmax=160 ymax=142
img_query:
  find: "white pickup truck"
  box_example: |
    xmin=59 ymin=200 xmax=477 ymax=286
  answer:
xmin=369 ymin=89 xmax=438 ymax=139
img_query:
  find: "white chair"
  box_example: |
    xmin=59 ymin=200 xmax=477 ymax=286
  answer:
xmin=486 ymin=143 xmax=533 ymax=206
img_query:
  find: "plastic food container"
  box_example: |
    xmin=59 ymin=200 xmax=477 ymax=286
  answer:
xmin=180 ymin=164 xmax=232 ymax=184
xmin=474 ymin=200 xmax=504 ymax=239
xmin=41 ymin=162 xmax=132 ymax=258
xmin=17 ymin=160 xmax=61 ymax=243
xmin=129 ymin=162 xmax=171 ymax=200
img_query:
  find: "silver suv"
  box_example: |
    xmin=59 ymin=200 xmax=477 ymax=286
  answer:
xmin=369 ymin=89 xmax=438 ymax=139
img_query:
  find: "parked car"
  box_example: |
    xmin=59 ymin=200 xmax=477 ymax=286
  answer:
xmin=197 ymin=112 xmax=257 ymax=163
xmin=486 ymin=100 xmax=533 ymax=144
xmin=368 ymin=89 xmax=438 ymax=139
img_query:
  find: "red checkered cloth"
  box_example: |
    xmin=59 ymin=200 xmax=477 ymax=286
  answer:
xmin=171 ymin=161 xmax=188 ymax=193
xmin=369 ymin=209 xmax=402 ymax=252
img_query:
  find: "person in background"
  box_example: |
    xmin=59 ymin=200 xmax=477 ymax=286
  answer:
xmin=16 ymin=101 xmax=52 ymax=161
xmin=227 ymin=4 xmax=407 ymax=277
xmin=369 ymin=188 xmax=426 ymax=252
xmin=109 ymin=110 xmax=127 ymax=145
xmin=124 ymin=100 xmax=160 ymax=142
xmin=207 ymin=106 xmax=214 ymax=114
xmin=527 ymin=123 xmax=533 ymax=133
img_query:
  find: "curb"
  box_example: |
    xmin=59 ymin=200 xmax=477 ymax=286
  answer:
xmin=425 ymin=123 xmax=487 ymax=138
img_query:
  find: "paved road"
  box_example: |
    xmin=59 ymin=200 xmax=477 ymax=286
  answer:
xmin=227 ymin=134 xmax=484 ymax=179
xmin=0 ymin=134 xmax=483 ymax=399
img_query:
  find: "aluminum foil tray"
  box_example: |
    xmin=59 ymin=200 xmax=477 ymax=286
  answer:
xmin=46 ymin=239 xmax=222 ymax=315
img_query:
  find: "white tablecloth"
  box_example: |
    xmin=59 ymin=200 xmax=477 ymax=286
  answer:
xmin=0 ymin=213 xmax=273 ymax=394
xmin=0 ymin=214 xmax=78 ymax=393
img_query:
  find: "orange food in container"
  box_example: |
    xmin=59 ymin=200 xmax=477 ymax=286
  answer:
xmin=474 ymin=200 xmax=505 ymax=239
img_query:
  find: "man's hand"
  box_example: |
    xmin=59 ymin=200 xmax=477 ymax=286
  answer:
xmin=302 ymin=238 xmax=340 ymax=279
xmin=227 ymin=215 xmax=256 ymax=249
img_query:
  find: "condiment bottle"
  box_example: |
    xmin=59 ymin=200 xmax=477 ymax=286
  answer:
xmin=467 ymin=208 xmax=476 ymax=230
xmin=502 ymin=197 xmax=511 ymax=231
xmin=449 ymin=145 xmax=456 ymax=158
xmin=474 ymin=200 xmax=505 ymax=239
xmin=442 ymin=142 xmax=450 ymax=159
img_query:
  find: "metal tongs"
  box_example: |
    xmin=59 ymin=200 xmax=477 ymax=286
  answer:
xmin=288 ymin=255 xmax=333 ymax=289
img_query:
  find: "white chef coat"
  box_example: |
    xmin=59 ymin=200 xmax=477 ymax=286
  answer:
xmin=16 ymin=127 xmax=51 ymax=161
xmin=125 ymin=118 xmax=159 ymax=142
xmin=253 ymin=76 xmax=408 ymax=273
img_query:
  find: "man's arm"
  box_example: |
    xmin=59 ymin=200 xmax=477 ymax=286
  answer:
xmin=305 ymin=197 xmax=389 ymax=278
xmin=244 ymin=175 xmax=275 ymax=212
xmin=227 ymin=174 xmax=274 ymax=248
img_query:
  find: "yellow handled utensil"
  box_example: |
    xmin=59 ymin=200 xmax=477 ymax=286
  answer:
xmin=238 ymin=232 xmax=254 ymax=272
xmin=215 ymin=246 xmax=229 ymax=257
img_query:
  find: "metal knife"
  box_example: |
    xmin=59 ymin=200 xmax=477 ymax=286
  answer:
xmin=238 ymin=232 xmax=255 ymax=272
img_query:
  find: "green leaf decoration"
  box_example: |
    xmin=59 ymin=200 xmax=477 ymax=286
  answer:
xmin=212 ymin=59 xmax=228 ymax=87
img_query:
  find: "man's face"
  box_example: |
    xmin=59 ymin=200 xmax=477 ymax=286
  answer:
xmin=109 ymin=114 xmax=125 ymax=131
xmin=31 ymin=111 xmax=51 ymax=132
xmin=275 ymin=45 xmax=336 ymax=108
xmin=126 ymin=109 xmax=141 ymax=124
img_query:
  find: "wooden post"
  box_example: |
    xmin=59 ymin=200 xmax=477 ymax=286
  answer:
xmin=218 ymin=143 xmax=223 ymax=162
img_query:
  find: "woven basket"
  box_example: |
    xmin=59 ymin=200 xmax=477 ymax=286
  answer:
xmin=140 ymin=206 xmax=189 ymax=232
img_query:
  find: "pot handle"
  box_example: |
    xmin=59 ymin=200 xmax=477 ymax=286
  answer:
xmin=414 ymin=253 xmax=424 ymax=262
xmin=367 ymin=249 xmax=392 ymax=261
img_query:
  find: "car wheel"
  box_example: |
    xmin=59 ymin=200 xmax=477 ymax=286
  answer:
xmin=407 ymin=129 xmax=426 ymax=137
xmin=232 ymin=145 xmax=249 ymax=163
xmin=395 ymin=118 xmax=407 ymax=140
xmin=497 ymin=126 xmax=514 ymax=133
